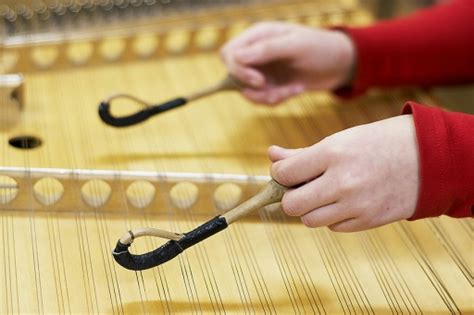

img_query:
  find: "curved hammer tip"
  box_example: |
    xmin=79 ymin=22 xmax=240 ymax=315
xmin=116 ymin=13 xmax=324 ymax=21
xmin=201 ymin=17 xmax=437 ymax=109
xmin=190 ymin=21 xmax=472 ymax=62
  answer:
xmin=113 ymin=240 xmax=130 ymax=254
xmin=98 ymin=102 xmax=109 ymax=110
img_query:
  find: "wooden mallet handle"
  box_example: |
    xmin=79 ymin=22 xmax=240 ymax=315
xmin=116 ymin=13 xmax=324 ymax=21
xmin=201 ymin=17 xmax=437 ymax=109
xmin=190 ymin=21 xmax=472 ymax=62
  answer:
xmin=222 ymin=179 xmax=288 ymax=224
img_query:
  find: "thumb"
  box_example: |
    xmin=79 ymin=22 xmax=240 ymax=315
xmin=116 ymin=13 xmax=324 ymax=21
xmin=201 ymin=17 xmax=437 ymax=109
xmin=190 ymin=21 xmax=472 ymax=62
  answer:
xmin=268 ymin=145 xmax=304 ymax=162
xmin=235 ymin=36 xmax=295 ymax=66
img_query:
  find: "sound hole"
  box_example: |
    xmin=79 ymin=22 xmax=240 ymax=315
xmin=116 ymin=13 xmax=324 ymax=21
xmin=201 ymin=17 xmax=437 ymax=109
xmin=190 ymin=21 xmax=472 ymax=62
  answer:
xmin=8 ymin=135 xmax=42 ymax=149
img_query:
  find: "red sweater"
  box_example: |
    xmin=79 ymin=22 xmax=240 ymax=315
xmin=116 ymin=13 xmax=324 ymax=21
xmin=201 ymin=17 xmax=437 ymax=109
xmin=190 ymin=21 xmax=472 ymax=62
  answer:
xmin=339 ymin=0 xmax=474 ymax=220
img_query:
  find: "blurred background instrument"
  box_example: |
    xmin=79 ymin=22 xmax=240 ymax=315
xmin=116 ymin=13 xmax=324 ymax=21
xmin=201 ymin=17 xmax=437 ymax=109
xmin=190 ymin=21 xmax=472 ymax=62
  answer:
xmin=0 ymin=0 xmax=472 ymax=313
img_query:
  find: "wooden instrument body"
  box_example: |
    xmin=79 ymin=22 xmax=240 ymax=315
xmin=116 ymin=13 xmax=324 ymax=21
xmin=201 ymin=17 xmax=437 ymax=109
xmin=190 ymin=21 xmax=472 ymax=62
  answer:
xmin=0 ymin=1 xmax=472 ymax=313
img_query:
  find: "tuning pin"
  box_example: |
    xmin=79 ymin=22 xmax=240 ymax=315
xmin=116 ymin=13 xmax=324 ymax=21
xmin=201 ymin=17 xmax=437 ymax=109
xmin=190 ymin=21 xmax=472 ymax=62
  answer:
xmin=3 ymin=5 xmax=17 ymax=23
xmin=130 ymin=0 xmax=143 ymax=7
xmin=0 ymin=4 xmax=11 ymax=28
xmin=53 ymin=3 xmax=67 ymax=16
xmin=69 ymin=2 xmax=82 ymax=14
xmin=83 ymin=0 xmax=95 ymax=11
xmin=2 ymin=6 xmax=18 ymax=35
xmin=14 ymin=4 xmax=36 ymax=33
xmin=116 ymin=0 xmax=130 ymax=10
xmin=34 ymin=2 xmax=51 ymax=21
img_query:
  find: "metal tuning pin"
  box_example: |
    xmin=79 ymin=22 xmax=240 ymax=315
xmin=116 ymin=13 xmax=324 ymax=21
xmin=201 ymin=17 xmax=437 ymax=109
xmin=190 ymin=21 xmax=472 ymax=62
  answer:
xmin=1 ymin=1 xmax=247 ymax=38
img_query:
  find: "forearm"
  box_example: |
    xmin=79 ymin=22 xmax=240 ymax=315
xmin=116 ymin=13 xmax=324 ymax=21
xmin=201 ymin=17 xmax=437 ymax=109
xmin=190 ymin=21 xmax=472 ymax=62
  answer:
xmin=337 ymin=0 xmax=474 ymax=97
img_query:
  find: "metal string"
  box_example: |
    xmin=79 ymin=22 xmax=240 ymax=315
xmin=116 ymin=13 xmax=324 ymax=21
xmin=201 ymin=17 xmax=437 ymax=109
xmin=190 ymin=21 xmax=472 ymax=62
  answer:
xmin=2 ymin=29 xmax=473 ymax=313
xmin=398 ymin=220 xmax=461 ymax=313
xmin=166 ymin=62 xmax=226 ymax=314
xmin=427 ymin=219 xmax=473 ymax=285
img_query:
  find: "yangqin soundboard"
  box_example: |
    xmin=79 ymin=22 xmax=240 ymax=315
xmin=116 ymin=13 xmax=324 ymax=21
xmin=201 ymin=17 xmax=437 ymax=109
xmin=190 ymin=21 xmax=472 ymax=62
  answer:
xmin=0 ymin=0 xmax=472 ymax=313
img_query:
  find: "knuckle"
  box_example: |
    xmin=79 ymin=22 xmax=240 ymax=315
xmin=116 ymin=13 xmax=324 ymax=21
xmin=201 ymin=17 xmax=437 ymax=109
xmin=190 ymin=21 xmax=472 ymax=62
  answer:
xmin=325 ymin=142 xmax=345 ymax=158
xmin=338 ymin=173 xmax=361 ymax=194
xmin=339 ymin=181 xmax=355 ymax=195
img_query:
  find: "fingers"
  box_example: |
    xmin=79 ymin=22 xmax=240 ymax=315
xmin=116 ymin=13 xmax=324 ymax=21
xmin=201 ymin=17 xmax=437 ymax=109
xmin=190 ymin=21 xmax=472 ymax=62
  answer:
xmin=299 ymin=203 xmax=351 ymax=228
xmin=242 ymin=83 xmax=305 ymax=105
xmin=298 ymin=203 xmax=368 ymax=232
xmin=327 ymin=217 xmax=368 ymax=233
xmin=282 ymin=174 xmax=340 ymax=217
xmin=221 ymin=22 xmax=289 ymax=87
xmin=234 ymin=35 xmax=297 ymax=67
xmin=271 ymin=144 xmax=327 ymax=187
xmin=268 ymin=141 xmax=357 ymax=232
xmin=223 ymin=57 xmax=266 ymax=88
xmin=267 ymin=145 xmax=304 ymax=162
xmin=221 ymin=22 xmax=289 ymax=56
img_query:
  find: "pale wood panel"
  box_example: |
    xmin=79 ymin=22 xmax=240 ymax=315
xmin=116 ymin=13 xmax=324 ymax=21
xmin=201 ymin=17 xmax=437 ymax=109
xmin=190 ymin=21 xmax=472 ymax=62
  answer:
xmin=1 ymin=210 xmax=472 ymax=313
xmin=0 ymin=4 xmax=472 ymax=314
xmin=1 ymin=52 xmax=472 ymax=314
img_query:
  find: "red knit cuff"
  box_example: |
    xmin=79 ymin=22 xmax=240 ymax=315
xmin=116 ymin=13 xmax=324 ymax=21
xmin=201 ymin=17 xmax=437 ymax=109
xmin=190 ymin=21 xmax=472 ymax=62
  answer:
xmin=334 ymin=0 xmax=474 ymax=99
xmin=402 ymin=102 xmax=474 ymax=220
xmin=332 ymin=25 xmax=394 ymax=98
xmin=332 ymin=26 xmax=371 ymax=99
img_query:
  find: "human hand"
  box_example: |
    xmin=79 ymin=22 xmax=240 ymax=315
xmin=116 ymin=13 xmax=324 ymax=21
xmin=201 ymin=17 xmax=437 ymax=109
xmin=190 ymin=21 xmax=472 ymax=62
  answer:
xmin=220 ymin=21 xmax=355 ymax=105
xmin=269 ymin=115 xmax=420 ymax=232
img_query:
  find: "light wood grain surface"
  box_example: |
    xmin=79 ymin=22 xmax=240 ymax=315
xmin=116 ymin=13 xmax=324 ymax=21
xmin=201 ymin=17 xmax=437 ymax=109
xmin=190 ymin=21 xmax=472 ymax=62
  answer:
xmin=0 ymin=3 xmax=472 ymax=314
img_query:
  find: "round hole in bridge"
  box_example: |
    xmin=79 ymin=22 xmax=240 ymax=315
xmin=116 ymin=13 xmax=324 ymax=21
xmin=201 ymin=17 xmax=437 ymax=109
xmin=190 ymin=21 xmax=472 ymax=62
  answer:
xmin=81 ymin=179 xmax=112 ymax=208
xmin=195 ymin=26 xmax=219 ymax=50
xmin=170 ymin=182 xmax=199 ymax=210
xmin=8 ymin=135 xmax=42 ymax=149
xmin=33 ymin=177 xmax=64 ymax=206
xmin=165 ymin=29 xmax=190 ymax=54
xmin=99 ymin=38 xmax=126 ymax=62
xmin=0 ymin=176 xmax=19 ymax=205
xmin=67 ymin=41 xmax=94 ymax=66
xmin=126 ymin=180 xmax=156 ymax=209
xmin=133 ymin=34 xmax=159 ymax=58
xmin=0 ymin=51 xmax=19 ymax=73
xmin=31 ymin=46 xmax=59 ymax=69
xmin=213 ymin=183 xmax=242 ymax=212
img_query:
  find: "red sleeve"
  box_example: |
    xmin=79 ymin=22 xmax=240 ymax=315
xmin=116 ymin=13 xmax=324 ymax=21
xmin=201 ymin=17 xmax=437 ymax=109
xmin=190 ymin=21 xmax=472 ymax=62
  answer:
xmin=333 ymin=1 xmax=474 ymax=219
xmin=336 ymin=0 xmax=474 ymax=97
xmin=403 ymin=102 xmax=474 ymax=220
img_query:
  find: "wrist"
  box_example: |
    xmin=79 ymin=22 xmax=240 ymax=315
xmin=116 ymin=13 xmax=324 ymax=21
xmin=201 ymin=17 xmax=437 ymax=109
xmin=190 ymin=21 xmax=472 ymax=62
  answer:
xmin=332 ymin=31 xmax=356 ymax=89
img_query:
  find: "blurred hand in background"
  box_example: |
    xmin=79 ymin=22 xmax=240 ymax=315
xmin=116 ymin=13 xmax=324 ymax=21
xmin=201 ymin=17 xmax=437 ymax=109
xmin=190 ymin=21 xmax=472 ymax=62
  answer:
xmin=220 ymin=22 xmax=355 ymax=105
